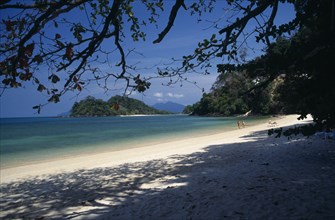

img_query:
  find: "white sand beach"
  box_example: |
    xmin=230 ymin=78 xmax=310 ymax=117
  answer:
xmin=1 ymin=114 xmax=335 ymax=219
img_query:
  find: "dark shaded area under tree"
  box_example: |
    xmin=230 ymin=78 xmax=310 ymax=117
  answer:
xmin=1 ymin=128 xmax=334 ymax=219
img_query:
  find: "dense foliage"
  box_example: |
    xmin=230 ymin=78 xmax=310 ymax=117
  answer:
xmin=232 ymin=0 xmax=334 ymax=129
xmin=71 ymin=96 xmax=114 ymax=117
xmin=70 ymin=95 xmax=166 ymax=117
xmin=186 ymin=0 xmax=335 ymax=131
xmin=183 ymin=70 xmax=282 ymax=116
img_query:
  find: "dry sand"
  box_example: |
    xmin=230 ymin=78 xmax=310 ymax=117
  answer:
xmin=1 ymin=115 xmax=335 ymax=219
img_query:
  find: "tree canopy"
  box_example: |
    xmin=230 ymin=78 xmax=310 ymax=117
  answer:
xmin=1 ymin=0 xmax=334 ymax=127
xmin=183 ymin=66 xmax=282 ymax=116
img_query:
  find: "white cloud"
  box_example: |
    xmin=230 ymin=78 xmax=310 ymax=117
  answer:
xmin=153 ymin=92 xmax=164 ymax=98
xmin=167 ymin=93 xmax=184 ymax=98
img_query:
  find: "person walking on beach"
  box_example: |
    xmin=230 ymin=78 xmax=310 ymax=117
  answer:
xmin=237 ymin=121 xmax=246 ymax=129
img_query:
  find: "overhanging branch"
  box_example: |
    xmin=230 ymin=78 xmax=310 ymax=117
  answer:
xmin=219 ymin=1 xmax=271 ymax=35
xmin=153 ymin=0 xmax=186 ymax=44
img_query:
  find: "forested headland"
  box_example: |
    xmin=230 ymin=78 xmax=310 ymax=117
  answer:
xmin=70 ymin=95 xmax=168 ymax=117
xmin=184 ymin=28 xmax=334 ymax=125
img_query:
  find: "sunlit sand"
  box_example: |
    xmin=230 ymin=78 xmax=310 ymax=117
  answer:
xmin=1 ymin=114 xmax=335 ymax=219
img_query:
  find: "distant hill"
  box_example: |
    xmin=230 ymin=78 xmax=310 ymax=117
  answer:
xmin=107 ymin=95 xmax=168 ymax=115
xmin=70 ymin=95 xmax=168 ymax=117
xmin=152 ymin=102 xmax=185 ymax=113
xmin=57 ymin=111 xmax=70 ymax=117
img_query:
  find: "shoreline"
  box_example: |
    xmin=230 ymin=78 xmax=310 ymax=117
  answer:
xmin=0 ymin=115 xmax=266 ymax=170
xmin=1 ymin=114 xmax=309 ymax=183
xmin=0 ymin=115 xmax=270 ymax=170
xmin=1 ymin=114 xmax=335 ymax=220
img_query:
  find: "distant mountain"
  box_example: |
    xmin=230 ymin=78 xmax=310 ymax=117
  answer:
xmin=152 ymin=102 xmax=185 ymax=113
xmin=57 ymin=111 xmax=70 ymax=117
xmin=70 ymin=95 xmax=168 ymax=117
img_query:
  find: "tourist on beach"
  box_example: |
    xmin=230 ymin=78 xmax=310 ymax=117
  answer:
xmin=237 ymin=121 xmax=246 ymax=129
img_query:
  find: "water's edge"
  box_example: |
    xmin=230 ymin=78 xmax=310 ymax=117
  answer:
xmin=0 ymin=115 xmax=270 ymax=168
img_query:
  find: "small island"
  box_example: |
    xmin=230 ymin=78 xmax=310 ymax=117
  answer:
xmin=70 ymin=95 xmax=169 ymax=117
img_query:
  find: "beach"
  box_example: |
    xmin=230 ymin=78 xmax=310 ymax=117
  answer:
xmin=1 ymin=114 xmax=335 ymax=219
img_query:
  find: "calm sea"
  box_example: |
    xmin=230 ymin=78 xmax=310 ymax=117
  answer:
xmin=0 ymin=115 xmax=269 ymax=168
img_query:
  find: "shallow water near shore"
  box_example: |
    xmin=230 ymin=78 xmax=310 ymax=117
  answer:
xmin=0 ymin=115 xmax=269 ymax=168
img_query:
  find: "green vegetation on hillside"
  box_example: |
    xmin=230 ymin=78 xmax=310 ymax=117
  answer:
xmin=183 ymin=70 xmax=283 ymax=116
xmin=184 ymin=32 xmax=332 ymax=118
xmin=70 ymin=95 xmax=167 ymax=117
xmin=71 ymin=96 xmax=114 ymax=117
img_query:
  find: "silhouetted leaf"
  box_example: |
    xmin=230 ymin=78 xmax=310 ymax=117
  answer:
xmin=25 ymin=43 xmax=35 ymax=57
xmin=65 ymin=45 xmax=73 ymax=60
xmin=32 ymin=55 xmax=43 ymax=64
xmin=48 ymin=74 xmax=60 ymax=84
xmin=76 ymin=84 xmax=82 ymax=91
xmin=48 ymin=94 xmax=60 ymax=103
xmin=37 ymin=84 xmax=46 ymax=92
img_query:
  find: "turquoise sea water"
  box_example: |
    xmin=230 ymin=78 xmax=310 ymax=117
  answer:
xmin=0 ymin=115 xmax=269 ymax=168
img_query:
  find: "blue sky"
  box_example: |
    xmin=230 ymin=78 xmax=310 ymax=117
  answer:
xmin=0 ymin=1 xmax=295 ymax=117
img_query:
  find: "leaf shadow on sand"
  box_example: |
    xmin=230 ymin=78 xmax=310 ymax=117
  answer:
xmin=1 ymin=127 xmax=335 ymax=219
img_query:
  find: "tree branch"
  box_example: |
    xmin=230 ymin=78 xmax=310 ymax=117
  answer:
xmin=11 ymin=0 xmax=69 ymax=77
xmin=265 ymin=0 xmax=278 ymax=45
xmin=219 ymin=1 xmax=271 ymax=35
xmin=153 ymin=0 xmax=186 ymax=44
xmin=63 ymin=0 xmax=122 ymax=89
xmin=0 ymin=0 xmax=86 ymax=10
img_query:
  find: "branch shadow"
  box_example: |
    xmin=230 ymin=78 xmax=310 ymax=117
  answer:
xmin=1 ymin=127 xmax=335 ymax=219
